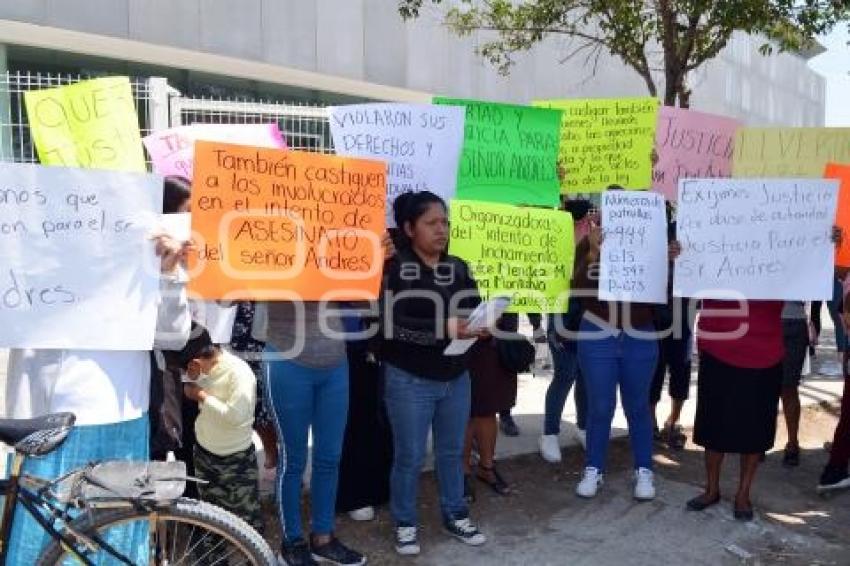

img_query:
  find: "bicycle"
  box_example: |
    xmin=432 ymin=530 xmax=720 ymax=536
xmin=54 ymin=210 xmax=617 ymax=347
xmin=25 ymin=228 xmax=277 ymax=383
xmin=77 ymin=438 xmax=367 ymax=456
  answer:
xmin=0 ymin=412 xmax=276 ymax=565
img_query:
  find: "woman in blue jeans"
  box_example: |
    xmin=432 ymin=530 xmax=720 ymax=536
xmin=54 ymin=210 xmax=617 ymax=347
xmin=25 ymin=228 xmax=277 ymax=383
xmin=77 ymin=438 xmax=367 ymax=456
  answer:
xmin=539 ymin=301 xmax=588 ymax=463
xmin=571 ymin=201 xmax=679 ymax=501
xmin=264 ymin=302 xmax=366 ymax=566
xmin=381 ymin=191 xmax=487 ymax=556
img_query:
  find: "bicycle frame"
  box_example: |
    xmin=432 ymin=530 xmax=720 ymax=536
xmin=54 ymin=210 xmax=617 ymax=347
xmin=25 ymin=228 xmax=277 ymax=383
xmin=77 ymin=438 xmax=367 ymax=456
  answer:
xmin=0 ymin=452 xmax=132 ymax=566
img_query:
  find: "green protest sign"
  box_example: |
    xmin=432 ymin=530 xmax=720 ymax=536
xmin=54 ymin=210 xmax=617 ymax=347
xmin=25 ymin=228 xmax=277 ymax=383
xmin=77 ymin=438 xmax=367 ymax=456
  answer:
xmin=534 ymin=97 xmax=658 ymax=193
xmin=434 ymin=97 xmax=561 ymax=206
xmin=449 ymin=199 xmax=574 ymax=313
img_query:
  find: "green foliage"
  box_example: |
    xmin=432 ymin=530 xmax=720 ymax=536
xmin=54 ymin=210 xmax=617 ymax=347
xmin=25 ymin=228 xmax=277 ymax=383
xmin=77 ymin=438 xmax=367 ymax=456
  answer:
xmin=398 ymin=0 xmax=850 ymax=106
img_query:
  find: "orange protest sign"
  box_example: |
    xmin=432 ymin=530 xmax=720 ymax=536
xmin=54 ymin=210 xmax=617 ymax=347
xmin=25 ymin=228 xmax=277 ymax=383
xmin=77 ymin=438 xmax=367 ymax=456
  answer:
xmin=826 ymin=163 xmax=850 ymax=267
xmin=188 ymin=141 xmax=387 ymax=300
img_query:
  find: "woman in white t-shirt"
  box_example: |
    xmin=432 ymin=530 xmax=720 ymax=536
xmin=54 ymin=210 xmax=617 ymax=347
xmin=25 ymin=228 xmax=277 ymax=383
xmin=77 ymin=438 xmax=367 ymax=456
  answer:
xmin=4 ymin=233 xmax=191 ymax=564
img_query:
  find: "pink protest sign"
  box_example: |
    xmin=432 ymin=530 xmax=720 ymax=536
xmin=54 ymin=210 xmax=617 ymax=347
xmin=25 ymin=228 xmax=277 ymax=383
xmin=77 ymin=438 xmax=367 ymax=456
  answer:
xmin=143 ymin=123 xmax=287 ymax=179
xmin=653 ymin=107 xmax=740 ymax=201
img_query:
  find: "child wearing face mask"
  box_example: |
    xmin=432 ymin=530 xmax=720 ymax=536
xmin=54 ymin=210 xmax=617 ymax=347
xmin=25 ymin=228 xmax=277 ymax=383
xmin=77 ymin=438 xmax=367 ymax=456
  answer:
xmin=177 ymin=323 xmax=263 ymax=535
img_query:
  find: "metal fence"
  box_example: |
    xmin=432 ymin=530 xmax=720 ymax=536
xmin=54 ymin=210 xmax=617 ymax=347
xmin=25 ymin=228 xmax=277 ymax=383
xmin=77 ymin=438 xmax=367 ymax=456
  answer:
xmin=170 ymin=96 xmax=333 ymax=154
xmin=0 ymin=71 xmax=160 ymax=165
xmin=0 ymin=71 xmax=333 ymax=166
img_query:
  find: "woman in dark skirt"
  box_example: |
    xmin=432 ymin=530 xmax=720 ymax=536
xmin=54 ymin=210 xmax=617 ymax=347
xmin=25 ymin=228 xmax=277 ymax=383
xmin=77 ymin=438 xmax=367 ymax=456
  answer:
xmin=462 ymin=313 xmax=519 ymax=499
xmin=336 ymin=318 xmax=393 ymax=519
xmin=688 ymin=300 xmax=784 ymax=521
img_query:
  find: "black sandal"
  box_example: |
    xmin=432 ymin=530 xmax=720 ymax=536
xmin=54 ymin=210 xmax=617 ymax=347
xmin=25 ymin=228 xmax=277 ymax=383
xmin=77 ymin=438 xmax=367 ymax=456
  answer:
xmin=477 ymin=465 xmax=511 ymax=496
xmin=686 ymin=493 xmax=721 ymax=511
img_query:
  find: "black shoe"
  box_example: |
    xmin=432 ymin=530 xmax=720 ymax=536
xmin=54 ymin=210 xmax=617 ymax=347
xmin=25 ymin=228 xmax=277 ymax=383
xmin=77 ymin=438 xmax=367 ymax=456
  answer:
xmin=477 ymin=465 xmax=511 ymax=496
xmin=444 ymin=517 xmax=487 ymax=546
xmin=280 ymin=539 xmax=318 ymax=566
xmin=733 ymin=505 xmax=754 ymax=522
xmin=782 ymin=447 xmax=800 ymax=467
xmin=500 ymin=416 xmax=520 ymax=437
xmin=686 ymin=493 xmax=721 ymax=511
xmin=661 ymin=424 xmax=687 ymax=451
xmin=310 ymin=537 xmax=366 ymax=566
xmin=818 ymin=464 xmax=850 ymax=490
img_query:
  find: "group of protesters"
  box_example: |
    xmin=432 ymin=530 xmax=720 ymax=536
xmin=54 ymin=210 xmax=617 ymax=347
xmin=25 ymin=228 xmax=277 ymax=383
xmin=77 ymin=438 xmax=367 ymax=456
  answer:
xmin=5 ymin=174 xmax=850 ymax=566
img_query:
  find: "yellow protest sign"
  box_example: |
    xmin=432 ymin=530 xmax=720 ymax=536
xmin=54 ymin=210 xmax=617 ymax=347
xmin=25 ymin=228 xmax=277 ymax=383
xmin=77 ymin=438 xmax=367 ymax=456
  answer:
xmin=448 ymin=200 xmax=574 ymax=313
xmin=733 ymin=128 xmax=850 ymax=177
xmin=534 ymin=97 xmax=659 ymax=193
xmin=24 ymin=77 xmax=146 ymax=171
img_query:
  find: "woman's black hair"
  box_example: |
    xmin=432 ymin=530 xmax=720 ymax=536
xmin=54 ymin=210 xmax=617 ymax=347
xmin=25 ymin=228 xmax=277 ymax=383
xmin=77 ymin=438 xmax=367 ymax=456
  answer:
xmin=563 ymin=198 xmax=592 ymax=221
xmin=163 ymin=175 xmax=192 ymax=214
xmin=392 ymin=191 xmax=447 ymax=247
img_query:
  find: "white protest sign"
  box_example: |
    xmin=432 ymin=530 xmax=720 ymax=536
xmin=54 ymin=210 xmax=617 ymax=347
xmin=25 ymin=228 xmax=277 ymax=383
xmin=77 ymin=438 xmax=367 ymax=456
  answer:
xmin=674 ymin=178 xmax=838 ymax=300
xmin=0 ymin=163 xmax=163 ymax=349
xmin=328 ymin=103 xmax=465 ymax=226
xmin=599 ymin=190 xmax=669 ymax=304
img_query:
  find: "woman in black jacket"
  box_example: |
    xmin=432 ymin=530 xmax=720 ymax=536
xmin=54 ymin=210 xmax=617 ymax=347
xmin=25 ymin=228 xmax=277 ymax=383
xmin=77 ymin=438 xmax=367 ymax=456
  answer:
xmin=382 ymin=191 xmax=487 ymax=557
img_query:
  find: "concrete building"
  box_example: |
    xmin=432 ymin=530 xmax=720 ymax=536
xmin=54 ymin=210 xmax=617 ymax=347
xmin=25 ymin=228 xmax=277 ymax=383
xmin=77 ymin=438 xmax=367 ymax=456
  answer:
xmin=0 ymin=0 xmax=825 ymax=125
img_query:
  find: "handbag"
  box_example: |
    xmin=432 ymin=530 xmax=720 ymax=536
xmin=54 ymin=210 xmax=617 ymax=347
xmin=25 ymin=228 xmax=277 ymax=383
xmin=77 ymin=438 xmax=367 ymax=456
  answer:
xmin=495 ymin=332 xmax=536 ymax=373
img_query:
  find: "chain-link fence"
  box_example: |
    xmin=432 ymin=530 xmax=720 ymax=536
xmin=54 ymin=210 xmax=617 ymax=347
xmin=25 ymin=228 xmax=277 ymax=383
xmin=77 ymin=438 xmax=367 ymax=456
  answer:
xmin=0 ymin=71 xmax=158 ymax=165
xmin=170 ymin=96 xmax=333 ymax=154
xmin=0 ymin=71 xmax=333 ymax=166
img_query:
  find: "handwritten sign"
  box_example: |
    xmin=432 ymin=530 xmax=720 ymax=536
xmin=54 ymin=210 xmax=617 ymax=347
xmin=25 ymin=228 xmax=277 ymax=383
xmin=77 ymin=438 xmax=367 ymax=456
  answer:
xmin=674 ymin=178 xmax=838 ymax=300
xmin=448 ymin=200 xmax=574 ymax=313
xmin=0 ymin=163 xmax=162 ymax=349
xmin=599 ymin=191 xmax=668 ymax=304
xmin=534 ymin=97 xmax=659 ymax=193
xmin=189 ymin=141 xmax=387 ymax=300
xmin=433 ymin=98 xmax=561 ymax=206
xmin=653 ymin=107 xmax=739 ymax=201
xmin=826 ymin=163 xmax=850 ymax=267
xmin=24 ymin=77 xmax=146 ymax=171
xmin=143 ymin=123 xmax=287 ymax=179
xmin=733 ymin=128 xmax=850 ymax=177
xmin=329 ymin=103 xmax=465 ymax=227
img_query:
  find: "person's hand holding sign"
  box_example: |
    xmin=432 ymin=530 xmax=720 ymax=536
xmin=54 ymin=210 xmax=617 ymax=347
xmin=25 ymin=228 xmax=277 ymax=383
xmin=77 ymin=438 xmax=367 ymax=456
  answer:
xmin=153 ymin=234 xmax=194 ymax=274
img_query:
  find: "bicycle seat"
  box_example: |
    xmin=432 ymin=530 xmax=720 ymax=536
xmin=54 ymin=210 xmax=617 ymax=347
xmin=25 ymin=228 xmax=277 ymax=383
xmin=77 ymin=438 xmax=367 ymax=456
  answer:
xmin=0 ymin=413 xmax=76 ymax=456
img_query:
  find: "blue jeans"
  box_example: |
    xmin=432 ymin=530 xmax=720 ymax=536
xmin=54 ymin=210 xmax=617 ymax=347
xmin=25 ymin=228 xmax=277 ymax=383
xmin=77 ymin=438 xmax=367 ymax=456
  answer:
xmin=577 ymin=319 xmax=658 ymax=472
xmin=545 ymin=337 xmax=587 ymax=435
xmin=265 ymin=354 xmax=349 ymax=543
xmin=384 ymin=364 xmax=470 ymax=526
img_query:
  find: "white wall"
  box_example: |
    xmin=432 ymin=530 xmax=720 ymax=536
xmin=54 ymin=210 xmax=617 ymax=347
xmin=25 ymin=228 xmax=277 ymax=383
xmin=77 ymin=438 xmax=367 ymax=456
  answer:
xmin=0 ymin=0 xmax=825 ymax=125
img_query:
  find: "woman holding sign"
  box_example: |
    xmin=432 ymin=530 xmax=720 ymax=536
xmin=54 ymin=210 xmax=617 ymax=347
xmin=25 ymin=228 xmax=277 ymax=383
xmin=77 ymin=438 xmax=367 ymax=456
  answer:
xmin=571 ymin=189 xmax=680 ymax=502
xmin=4 ymin=233 xmax=192 ymax=564
xmin=381 ymin=191 xmax=488 ymax=556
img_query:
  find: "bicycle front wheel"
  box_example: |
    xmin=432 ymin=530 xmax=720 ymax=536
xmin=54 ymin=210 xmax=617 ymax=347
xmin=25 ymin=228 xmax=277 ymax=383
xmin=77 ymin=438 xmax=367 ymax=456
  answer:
xmin=36 ymin=498 xmax=275 ymax=566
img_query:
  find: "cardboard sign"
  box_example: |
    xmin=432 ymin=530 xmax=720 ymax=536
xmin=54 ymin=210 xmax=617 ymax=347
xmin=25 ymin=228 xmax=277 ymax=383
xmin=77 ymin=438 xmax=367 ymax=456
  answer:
xmin=733 ymin=128 xmax=850 ymax=177
xmin=189 ymin=141 xmax=387 ymax=300
xmin=448 ymin=199 xmax=574 ymax=313
xmin=825 ymin=163 xmax=850 ymax=267
xmin=653 ymin=107 xmax=740 ymax=201
xmin=24 ymin=77 xmax=146 ymax=171
xmin=329 ymin=103 xmax=465 ymax=227
xmin=535 ymin=97 xmax=659 ymax=193
xmin=0 ymin=163 xmax=162 ymax=349
xmin=674 ymin=178 xmax=838 ymax=300
xmin=599 ymin=190 xmax=669 ymax=304
xmin=143 ymin=123 xmax=287 ymax=179
xmin=433 ymin=98 xmax=561 ymax=206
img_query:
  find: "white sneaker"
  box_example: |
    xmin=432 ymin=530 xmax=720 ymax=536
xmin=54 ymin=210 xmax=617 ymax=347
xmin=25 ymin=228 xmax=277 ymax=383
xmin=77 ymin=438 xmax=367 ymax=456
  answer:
xmin=634 ymin=468 xmax=656 ymax=501
xmin=539 ymin=434 xmax=562 ymax=463
xmin=573 ymin=428 xmax=587 ymax=450
xmin=395 ymin=526 xmax=421 ymax=555
xmin=576 ymin=467 xmax=603 ymax=498
xmin=348 ymin=506 xmax=375 ymax=521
